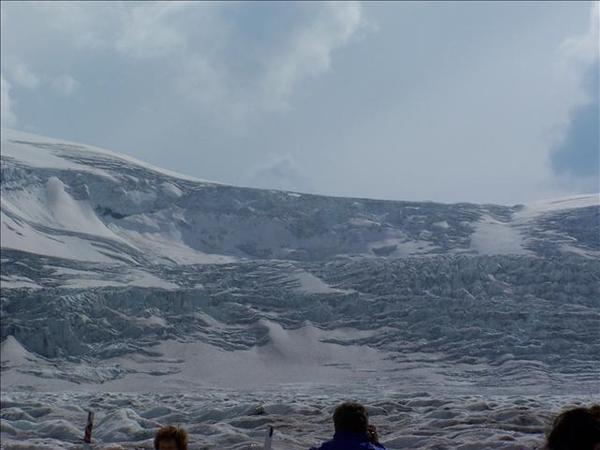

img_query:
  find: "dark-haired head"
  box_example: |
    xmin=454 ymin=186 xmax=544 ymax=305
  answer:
xmin=333 ymin=402 xmax=369 ymax=435
xmin=546 ymin=406 xmax=600 ymax=450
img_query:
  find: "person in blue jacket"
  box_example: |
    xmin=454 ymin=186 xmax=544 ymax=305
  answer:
xmin=310 ymin=401 xmax=387 ymax=450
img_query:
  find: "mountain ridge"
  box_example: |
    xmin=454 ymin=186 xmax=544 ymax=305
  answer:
xmin=2 ymin=128 xmax=598 ymax=268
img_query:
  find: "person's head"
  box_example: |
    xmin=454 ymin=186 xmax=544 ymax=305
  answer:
xmin=154 ymin=426 xmax=188 ymax=450
xmin=546 ymin=405 xmax=600 ymax=450
xmin=333 ymin=402 xmax=369 ymax=435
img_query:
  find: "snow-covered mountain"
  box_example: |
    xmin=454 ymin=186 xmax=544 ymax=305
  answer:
xmin=1 ymin=128 xmax=599 ymax=389
xmin=3 ymin=129 xmax=598 ymax=268
xmin=1 ymin=129 xmax=599 ymax=449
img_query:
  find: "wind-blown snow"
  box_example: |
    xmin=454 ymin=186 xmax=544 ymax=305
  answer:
xmin=1 ymin=208 xmax=125 ymax=263
xmin=0 ymin=275 xmax=42 ymax=289
xmin=291 ymin=271 xmax=349 ymax=294
xmin=470 ymin=215 xmax=529 ymax=256
xmin=515 ymin=194 xmax=599 ymax=219
xmin=1 ymin=335 xmax=42 ymax=368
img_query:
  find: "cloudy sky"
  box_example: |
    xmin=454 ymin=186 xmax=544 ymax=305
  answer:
xmin=1 ymin=1 xmax=598 ymax=204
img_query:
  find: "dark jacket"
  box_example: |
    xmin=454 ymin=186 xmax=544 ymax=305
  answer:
xmin=310 ymin=431 xmax=387 ymax=450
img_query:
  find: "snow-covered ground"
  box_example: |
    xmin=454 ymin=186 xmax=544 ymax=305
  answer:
xmin=1 ymin=389 xmax=592 ymax=449
xmin=1 ymin=129 xmax=598 ymax=449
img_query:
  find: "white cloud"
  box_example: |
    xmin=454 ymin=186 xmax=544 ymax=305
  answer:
xmin=31 ymin=2 xmax=115 ymax=50
xmin=557 ymin=2 xmax=599 ymax=100
xmin=261 ymin=2 xmax=365 ymax=109
xmin=245 ymin=154 xmax=314 ymax=193
xmin=1 ymin=73 xmax=17 ymax=127
xmin=550 ymin=2 xmax=599 ymax=190
xmin=8 ymin=63 xmax=39 ymax=89
xmin=52 ymin=74 xmax=80 ymax=96
xmin=560 ymin=2 xmax=599 ymax=64
xmin=114 ymin=2 xmax=192 ymax=58
xmin=178 ymin=2 xmax=366 ymax=119
xmin=3 ymin=1 xmax=365 ymax=122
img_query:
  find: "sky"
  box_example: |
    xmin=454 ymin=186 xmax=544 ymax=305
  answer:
xmin=1 ymin=1 xmax=598 ymax=205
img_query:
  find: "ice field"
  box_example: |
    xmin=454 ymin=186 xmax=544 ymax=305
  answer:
xmin=1 ymin=389 xmax=595 ymax=449
xmin=1 ymin=130 xmax=598 ymax=449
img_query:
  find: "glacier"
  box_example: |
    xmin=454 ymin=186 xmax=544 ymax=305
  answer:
xmin=1 ymin=128 xmax=599 ymax=449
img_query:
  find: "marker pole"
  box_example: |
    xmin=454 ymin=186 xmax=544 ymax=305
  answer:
xmin=83 ymin=410 xmax=94 ymax=444
xmin=264 ymin=425 xmax=274 ymax=450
